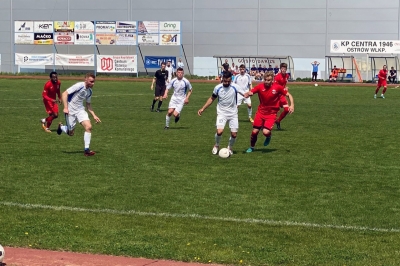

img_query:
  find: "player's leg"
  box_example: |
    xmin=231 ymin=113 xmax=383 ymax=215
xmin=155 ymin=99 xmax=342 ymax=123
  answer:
xmin=244 ymin=96 xmax=253 ymax=122
xmin=156 ymin=86 xmax=166 ymax=112
xmin=46 ymin=104 xmax=59 ymax=130
xmin=381 ymin=80 xmax=387 ymax=98
xmin=227 ymin=114 xmax=238 ymax=155
xmin=375 ymin=82 xmax=382 ymax=98
xmin=247 ymin=113 xmax=262 ymax=153
xmin=173 ymin=101 xmax=184 ymax=123
xmin=79 ymin=111 xmax=95 ymax=156
xmin=213 ymin=115 xmax=226 ymax=154
xmin=58 ymin=113 xmax=76 ymax=136
xmin=165 ymin=108 xmax=174 ymax=129
xmin=42 ymin=100 xmax=53 ymax=132
xmin=151 ymin=86 xmax=161 ymax=111
xmin=275 ymin=97 xmax=289 ymax=130
xmin=262 ymin=114 xmax=276 ymax=147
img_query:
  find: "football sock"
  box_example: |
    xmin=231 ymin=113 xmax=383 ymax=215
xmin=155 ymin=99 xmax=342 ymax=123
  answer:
xmin=247 ymin=107 xmax=252 ymax=117
xmin=228 ymin=136 xmax=236 ymax=148
xmin=61 ymin=125 xmax=68 ymax=134
xmin=375 ymin=87 xmax=380 ymax=94
xmin=250 ymin=131 xmax=258 ymax=147
xmin=263 ymin=132 xmax=271 ymax=138
xmin=152 ymin=99 xmax=157 ymax=109
xmin=215 ymin=133 xmax=222 ymax=146
xmin=157 ymin=100 xmax=163 ymax=109
xmin=277 ymin=107 xmax=289 ymax=122
xmin=165 ymin=115 xmax=171 ymax=127
xmin=84 ymin=132 xmax=91 ymax=149
xmin=46 ymin=116 xmax=54 ymax=128
xmin=382 ymin=87 xmax=387 ymax=94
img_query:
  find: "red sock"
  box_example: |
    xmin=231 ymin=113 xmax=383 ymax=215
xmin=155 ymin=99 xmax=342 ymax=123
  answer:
xmin=375 ymin=87 xmax=380 ymax=94
xmin=263 ymin=132 xmax=271 ymax=137
xmin=277 ymin=107 xmax=289 ymax=122
xmin=250 ymin=131 xmax=258 ymax=147
xmin=382 ymin=87 xmax=387 ymax=94
xmin=46 ymin=116 xmax=54 ymax=128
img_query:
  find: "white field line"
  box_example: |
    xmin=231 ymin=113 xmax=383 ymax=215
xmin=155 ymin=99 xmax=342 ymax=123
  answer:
xmin=1 ymin=201 xmax=399 ymax=233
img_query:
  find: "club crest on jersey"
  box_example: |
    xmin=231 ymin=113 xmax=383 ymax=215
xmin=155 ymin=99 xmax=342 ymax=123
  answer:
xmin=272 ymin=89 xmax=277 ymax=94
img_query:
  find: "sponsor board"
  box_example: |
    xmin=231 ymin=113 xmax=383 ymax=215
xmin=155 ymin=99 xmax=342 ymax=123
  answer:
xmin=54 ymin=32 xmax=75 ymax=45
xmin=75 ymin=33 xmax=94 ymax=45
xmin=34 ymin=33 xmax=54 ymax=45
xmin=116 ymin=21 xmax=137 ymax=32
xmin=97 ymin=55 xmax=137 ymax=73
xmin=96 ymin=33 xmax=116 ymax=45
xmin=54 ymin=21 xmax=75 ymax=32
xmin=55 ymin=54 xmax=94 ymax=66
xmin=137 ymin=21 xmax=159 ymax=34
xmin=95 ymin=21 xmax=116 ymax=33
xmin=14 ymin=33 xmax=34 ymax=44
xmin=159 ymin=21 xmax=180 ymax=33
xmin=15 ymin=53 xmax=53 ymax=65
xmin=74 ymin=21 xmax=95 ymax=33
xmin=116 ymin=33 xmax=137 ymax=45
xmin=33 ymin=21 xmax=54 ymax=33
xmin=138 ymin=34 xmax=159 ymax=45
xmin=15 ymin=21 xmax=33 ymax=32
xmin=159 ymin=34 xmax=180 ymax=45
xmin=330 ymin=40 xmax=400 ymax=54
xmin=144 ymin=56 xmax=176 ymax=68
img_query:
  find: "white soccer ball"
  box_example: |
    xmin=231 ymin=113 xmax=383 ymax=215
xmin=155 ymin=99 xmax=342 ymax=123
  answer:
xmin=0 ymin=244 xmax=5 ymax=263
xmin=218 ymin=148 xmax=231 ymax=158
xmin=314 ymin=83 xmax=318 ymax=87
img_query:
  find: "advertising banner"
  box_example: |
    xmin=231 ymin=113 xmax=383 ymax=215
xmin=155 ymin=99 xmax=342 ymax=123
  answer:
xmin=54 ymin=21 xmax=75 ymax=32
xmin=34 ymin=33 xmax=54 ymax=45
xmin=75 ymin=33 xmax=95 ymax=45
xmin=138 ymin=34 xmax=159 ymax=45
xmin=116 ymin=33 xmax=137 ymax=45
xmin=159 ymin=34 xmax=180 ymax=45
xmin=116 ymin=21 xmax=137 ymax=31
xmin=330 ymin=40 xmax=400 ymax=54
xmin=159 ymin=21 xmax=180 ymax=33
xmin=55 ymin=54 xmax=94 ymax=66
xmin=15 ymin=21 xmax=33 ymax=32
xmin=74 ymin=21 xmax=95 ymax=33
xmin=15 ymin=53 xmax=53 ymax=65
xmin=144 ymin=56 xmax=176 ymax=68
xmin=97 ymin=55 xmax=137 ymax=73
xmin=14 ymin=33 xmax=34 ymax=44
xmin=54 ymin=32 xmax=75 ymax=45
xmin=137 ymin=21 xmax=159 ymax=33
xmin=96 ymin=33 xmax=116 ymax=45
xmin=95 ymin=21 xmax=116 ymax=33
xmin=33 ymin=21 xmax=54 ymax=33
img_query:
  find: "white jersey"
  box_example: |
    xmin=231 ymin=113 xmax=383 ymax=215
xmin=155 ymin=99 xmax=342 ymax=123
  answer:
xmin=233 ymin=73 xmax=252 ymax=94
xmin=165 ymin=65 xmax=174 ymax=81
xmin=177 ymin=61 xmax=184 ymax=68
xmin=167 ymin=77 xmax=192 ymax=100
xmin=66 ymin=82 xmax=92 ymax=114
xmin=212 ymin=83 xmax=240 ymax=116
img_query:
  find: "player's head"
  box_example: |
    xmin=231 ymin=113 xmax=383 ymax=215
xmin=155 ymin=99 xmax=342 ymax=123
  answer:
xmin=391 ymin=66 xmax=394 ymax=70
xmin=176 ymin=67 xmax=184 ymax=79
xmin=280 ymin=63 xmax=288 ymax=74
xmin=383 ymin=65 xmax=387 ymax=70
xmin=263 ymin=71 xmax=274 ymax=87
xmin=160 ymin=62 xmax=166 ymax=70
xmin=84 ymin=72 xmax=96 ymax=88
xmin=167 ymin=60 xmax=171 ymax=66
xmin=225 ymin=59 xmax=228 ymax=63
xmin=222 ymin=71 xmax=232 ymax=87
xmin=239 ymin=64 xmax=246 ymax=74
xmin=49 ymin=71 xmax=58 ymax=84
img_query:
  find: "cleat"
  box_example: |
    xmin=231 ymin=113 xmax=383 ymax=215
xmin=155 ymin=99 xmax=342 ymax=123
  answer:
xmin=164 ymin=126 xmax=169 ymax=130
xmin=264 ymin=135 xmax=272 ymax=146
xmin=275 ymin=121 xmax=281 ymax=130
xmin=57 ymin=123 xmax=63 ymax=135
xmin=44 ymin=128 xmax=51 ymax=133
xmin=228 ymin=148 xmax=233 ymax=156
xmin=381 ymin=94 xmax=385 ymax=99
xmin=249 ymin=117 xmax=254 ymax=123
xmin=156 ymin=109 xmax=161 ymax=112
xmin=41 ymin=119 xmax=47 ymax=130
xmin=246 ymin=147 xmax=254 ymax=153
xmin=212 ymin=145 xmax=219 ymax=155
xmin=374 ymin=94 xmax=377 ymax=99
xmin=84 ymin=150 xmax=96 ymax=157
xmin=175 ymin=115 xmax=180 ymax=123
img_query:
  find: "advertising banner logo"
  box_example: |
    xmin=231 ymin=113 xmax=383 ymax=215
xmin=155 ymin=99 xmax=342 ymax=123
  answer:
xmin=54 ymin=32 xmax=75 ymax=45
xmin=33 ymin=21 xmax=54 ymax=33
xmin=75 ymin=33 xmax=94 ymax=45
xmin=116 ymin=33 xmax=137 ymax=45
xmin=15 ymin=53 xmax=53 ymax=65
xmin=159 ymin=34 xmax=180 ymax=45
xmin=138 ymin=34 xmax=159 ymax=45
xmin=95 ymin=21 xmax=116 ymax=33
xmin=15 ymin=21 xmax=33 ymax=32
xmin=97 ymin=55 xmax=137 ymax=73
xmin=330 ymin=40 xmax=400 ymax=54
xmin=74 ymin=21 xmax=95 ymax=33
xmin=54 ymin=21 xmax=75 ymax=32
xmin=34 ymin=33 xmax=54 ymax=45
xmin=137 ymin=21 xmax=159 ymax=34
xmin=116 ymin=21 xmax=137 ymax=31
xmin=55 ymin=54 xmax=94 ymax=66
xmin=96 ymin=33 xmax=116 ymax=45
xmin=159 ymin=21 xmax=180 ymax=33
xmin=100 ymin=57 xmax=113 ymax=71
xmin=144 ymin=56 xmax=176 ymax=68
xmin=14 ymin=33 xmax=34 ymax=44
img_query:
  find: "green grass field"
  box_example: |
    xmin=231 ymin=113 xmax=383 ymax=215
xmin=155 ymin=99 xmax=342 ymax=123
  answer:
xmin=1 ymin=78 xmax=400 ymax=265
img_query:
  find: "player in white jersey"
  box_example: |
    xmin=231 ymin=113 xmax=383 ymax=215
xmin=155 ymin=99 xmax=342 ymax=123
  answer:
xmin=198 ymin=71 xmax=241 ymax=155
xmin=234 ymin=64 xmax=254 ymax=123
xmin=165 ymin=60 xmax=174 ymax=82
xmin=57 ymin=73 xmax=101 ymax=157
xmin=163 ymin=67 xmax=192 ymax=129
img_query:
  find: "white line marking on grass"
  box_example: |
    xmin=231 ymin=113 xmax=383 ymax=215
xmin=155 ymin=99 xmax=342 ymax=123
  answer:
xmin=1 ymin=201 xmax=399 ymax=233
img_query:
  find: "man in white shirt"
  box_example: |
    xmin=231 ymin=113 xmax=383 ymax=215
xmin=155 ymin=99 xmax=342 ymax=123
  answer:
xmin=177 ymin=58 xmax=184 ymax=68
xmin=163 ymin=67 xmax=192 ymax=129
xmin=198 ymin=71 xmax=241 ymax=156
xmin=234 ymin=64 xmax=253 ymax=123
xmin=165 ymin=60 xmax=174 ymax=82
xmin=57 ymin=72 xmax=101 ymax=156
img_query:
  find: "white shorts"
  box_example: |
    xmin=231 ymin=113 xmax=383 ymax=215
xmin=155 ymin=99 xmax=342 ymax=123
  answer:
xmin=237 ymin=94 xmax=251 ymax=106
xmin=216 ymin=113 xmax=238 ymax=132
xmin=67 ymin=109 xmax=89 ymax=130
xmin=168 ymin=97 xmax=184 ymax=113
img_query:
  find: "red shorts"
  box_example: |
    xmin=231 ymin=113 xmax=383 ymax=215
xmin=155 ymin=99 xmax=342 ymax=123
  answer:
xmin=279 ymin=95 xmax=288 ymax=107
xmin=253 ymin=113 xmax=277 ymax=130
xmin=43 ymin=99 xmax=58 ymax=114
xmin=378 ymin=80 xmax=387 ymax=87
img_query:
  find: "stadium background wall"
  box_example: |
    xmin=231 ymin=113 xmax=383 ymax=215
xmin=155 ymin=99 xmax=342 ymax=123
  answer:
xmin=1 ymin=0 xmax=400 ymax=75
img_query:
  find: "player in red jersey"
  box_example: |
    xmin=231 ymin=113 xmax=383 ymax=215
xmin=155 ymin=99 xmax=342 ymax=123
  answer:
xmin=374 ymin=65 xmax=388 ymax=99
xmin=40 ymin=71 xmax=61 ymax=132
xmin=243 ymin=71 xmax=294 ymax=153
xmin=273 ymin=63 xmax=293 ymax=130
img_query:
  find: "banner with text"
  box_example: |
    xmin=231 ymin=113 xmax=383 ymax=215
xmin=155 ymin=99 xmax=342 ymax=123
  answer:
xmin=15 ymin=21 xmax=33 ymax=32
xmin=15 ymin=33 xmax=34 ymax=44
xmin=97 ymin=55 xmax=137 ymax=73
xmin=55 ymin=54 xmax=94 ymax=66
xmin=144 ymin=56 xmax=176 ymax=68
xmin=330 ymin=40 xmax=400 ymax=54
xmin=54 ymin=21 xmax=75 ymax=32
xmin=15 ymin=53 xmax=53 ymax=65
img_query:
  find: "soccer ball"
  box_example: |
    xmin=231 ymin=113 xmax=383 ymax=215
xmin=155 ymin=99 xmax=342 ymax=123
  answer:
xmin=0 ymin=244 xmax=5 ymax=263
xmin=314 ymin=83 xmax=318 ymax=87
xmin=218 ymin=148 xmax=231 ymax=158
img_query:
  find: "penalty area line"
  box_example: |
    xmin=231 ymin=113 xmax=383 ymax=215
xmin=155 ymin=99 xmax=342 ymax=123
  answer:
xmin=1 ymin=201 xmax=399 ymax=233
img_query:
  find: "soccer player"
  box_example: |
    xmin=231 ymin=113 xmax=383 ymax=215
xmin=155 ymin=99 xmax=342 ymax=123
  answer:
xmin=57 ymin=73 xmax=101 ymax=157
xmin=375 ymin=65 xmax=388 ymax=99
xmin=198 ymin=71 xmax=241 ymax=155
xmin=150 ymin=62 xmax=168 ymax=112
xmin=244 ymin=71 xmax=294 ymax=153
xmin=329 ymin=65 xmax=338 ymax=82
xmin=40 ymin=71 xmax=61 ymax=133
xmin=163 ymin=67 xmax=193 ymax=129
xmin=233 ymin=64 xmax=253 ymax=123
xmin=165 ymin=60 xmax=174 ymax=82
xmin=274 ymin=63 xmax=294 ymax=130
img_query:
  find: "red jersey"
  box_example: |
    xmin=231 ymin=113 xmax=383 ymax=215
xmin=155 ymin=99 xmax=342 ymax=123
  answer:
xmin=42 ymin=80 xmax=61 ymax=102
xmin=378 ymin=69 xmax=387 ymax=80
xmin=274 ymin=72 xmax=289 ymax=87
xmin=251 ymin=82 xmax=287 ymax=115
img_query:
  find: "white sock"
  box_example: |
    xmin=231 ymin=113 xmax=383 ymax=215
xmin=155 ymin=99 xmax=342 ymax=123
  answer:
xmin=84 ymin=132 xmax=91 ymax=149
xmin=247 ymin=107 xmax=252 ymax=117
xmin=166 ymin=115 xmax=170 ymax=127
xmin=61 ymin=125 xmax=68 ymax=133
xmin=228 ymin=136 xmax=236 ymax=148
xmin=215 ymin=133 xmax=222 ymax=146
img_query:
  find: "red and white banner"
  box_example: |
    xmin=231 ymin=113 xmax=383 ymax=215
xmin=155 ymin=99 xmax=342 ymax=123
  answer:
xmin=55 ymin=54 xmax=94 ymax=66
xmin=54 ymin=32 xmax=74 ymax=45
xmin=96 ymin=55 xmax=137 ymax=73
xmin=15 ymin=53 xmax=53 ymax=65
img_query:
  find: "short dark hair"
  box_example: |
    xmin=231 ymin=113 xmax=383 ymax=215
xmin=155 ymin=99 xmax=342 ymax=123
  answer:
xmin=239 ymin=64 xmax=245 ymax=68
xmin=176 ymin=67 xmax=184 ymax=72
xmin=49 ymin=71 xmax=57 ymax=78
xmin=161 ymin=62 xmax=166 ymax=66
xmin=85 ymin=72 xmax=95 ymax=79
xmin=222 ymin=71 xmax=232 ymax=79
xmin=280 ymin=63 xmax=287 ymax=68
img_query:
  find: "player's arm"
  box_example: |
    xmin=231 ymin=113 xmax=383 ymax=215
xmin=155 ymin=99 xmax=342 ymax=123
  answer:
xmin=57 ymin=84 xmax=62 ymax=103
xmin=184 ymin=89 xmax=192 ymax=105
xmin=286 ymin=92 xmax=294 ymax=113
xmin=42 ymin=83 xmax=55 ymax=102
xmin=151 ymin=72 xmax=158 ymax=90
xmin=163 ymin=81 xmax=173 ymax=99
xmin=198 ymin=94 xmax=217 ymax=116
xmin=244 ymin=87 xmax=257 ymax=98
xmin=61 ymin=90 xmax=69 ymax=114
xmin=86 ymin=102 xmax=101 ymax=123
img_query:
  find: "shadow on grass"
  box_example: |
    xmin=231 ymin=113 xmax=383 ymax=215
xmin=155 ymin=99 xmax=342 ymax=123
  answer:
xmin=61 ymin=150 xmax=100 ymax=155
xmin=241 ymin=148 xmax=278 ymax=154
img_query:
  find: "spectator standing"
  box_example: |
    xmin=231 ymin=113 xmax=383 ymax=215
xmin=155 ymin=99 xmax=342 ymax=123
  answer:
xmin=177 ymin=58 xmax=184 ymax=68
xmin=389 ymin=66 xmax=397 ymax=84
xmin=311 ymin=61 xmax=320 ymax=82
